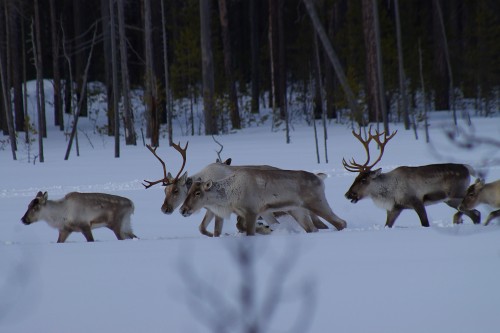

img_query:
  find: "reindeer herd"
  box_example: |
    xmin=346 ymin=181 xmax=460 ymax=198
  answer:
xmin=21 ymin=128 xmax=500 ymax=243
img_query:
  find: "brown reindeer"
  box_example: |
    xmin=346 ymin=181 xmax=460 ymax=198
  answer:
xmin=459 ymin=178 xmax=500 ymax=226
xmin=21 ymin=191 xmax=136 ymax=243
xmin=342 ymin=127 xmax=480 ymax=227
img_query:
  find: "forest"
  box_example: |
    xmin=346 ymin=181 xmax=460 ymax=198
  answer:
xmin=0 ymin=0 xmax=499 ymax=160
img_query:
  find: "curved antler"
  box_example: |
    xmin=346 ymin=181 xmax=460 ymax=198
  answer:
xmin=142 ymin=141 xmax=189 ymax=189
xmin=171 ymin=141 xmax=189 ymax=182
xmin=143 ymin=144 xmax=170 ymax=189
xmin=342 ymin=127 xmax=397 ymax=173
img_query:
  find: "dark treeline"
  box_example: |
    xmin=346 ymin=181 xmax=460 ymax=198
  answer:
xmin=1 ymin=0 xmax=499 ymax=154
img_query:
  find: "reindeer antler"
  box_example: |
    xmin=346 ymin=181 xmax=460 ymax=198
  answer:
xmin=143 ymin=144 xmax=170 ymax=189
xmin=342 ymin=127 xmax=397 ymax=173
xmin=142 ymin=141 xmax=189 ymax=189
xmin=171 ymin=141 xmax=189 ymax=182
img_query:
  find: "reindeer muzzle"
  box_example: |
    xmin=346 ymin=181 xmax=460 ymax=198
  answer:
xmin=161 ymin=204 xmax=174 ymax=214
xmin=21 ymin=216 xmax=31 ymax=225
xmin=345 ymin=191 xmax=359 ymax=203
xmin=180 ymin=207 xmax=192 ymax=217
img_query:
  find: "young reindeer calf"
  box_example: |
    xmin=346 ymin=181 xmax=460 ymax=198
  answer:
xmin=180 ymin=168 xmax=347 ymax=236
xmin=459 ymin=179 xmax=500 ymax=226
xmin=21 ymin=191 xmax=136 ymax=243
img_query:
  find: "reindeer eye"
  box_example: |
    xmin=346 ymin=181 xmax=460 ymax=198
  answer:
xmin=195 ymin=191 xmax=201 ymax=197
xmin=360 ymin=177 xmax=368 ymax=184
xmin=173 ymin=188 xmax=179 ymax=194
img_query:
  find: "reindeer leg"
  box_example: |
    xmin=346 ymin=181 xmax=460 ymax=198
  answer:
xmin=236 ymin=216 xmax=247 ymax=233
xmin=445 ymin=199 xmax=480 ymax=224
xmin=385 ymin=208 xmax=402 ymax=228
xmin=110 ymin=226 xmax=124 ymax=240
xmin=308 ymin=201 xmax=347 ymax=231
xmin=57 ymin=229 xmax=72 ymax=243
xmin=289 ymin=209 xmax=317 ymax=233
xmin=199 ymin=210 xmax=215 ymax=237
xmin=259 ymin=212 xmax=280 ymax=225
xmin=214 ymin=216 xmax=224 ymax=237
xmin=485 ymin=209 xmax=500 ymax=226
xmin=81 ymin=225 xmax=95 ymax=242
xmin=462 ymin=209 xmax=481 ymax=224
xmin=310 ymin=214 xmax=329 ymax=229
xmin=410 ymin=200 xmax=430 ymax=227
xmin=244 ymin=213 xmax=258 ymax=236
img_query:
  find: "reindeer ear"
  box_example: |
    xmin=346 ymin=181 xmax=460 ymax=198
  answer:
xmin=178 ymin=172 xmax=188 ymax=185
xmin=41 ymin=192 xmax=48 ymax=202
xmin=204 ymin=180 xmax=213 ymax=191
xmin=477 ymin=178 xmax=485 ymax=186
xmin=224 ymin=158 xmax=232 ymax=165
xmin=166 ymin=172 xmax=174 ymax=181
xmin=185 ymin=177 xmax=193 ymax=188
xmin=371 ymin=168 xmax=382 ymax=178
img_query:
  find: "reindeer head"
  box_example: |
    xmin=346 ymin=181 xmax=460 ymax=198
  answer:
xmin=343 ymin=127 xmax=397 ymax=203
xmin=458 ymin=178 xmax=485 ymax=211
xmin=179 ymin=180 xmax=214 ymax=217
xmin=143 ymin=142 xmax=189 ymax=214
xmin=21 ymin=191 xmax=48 ymax=225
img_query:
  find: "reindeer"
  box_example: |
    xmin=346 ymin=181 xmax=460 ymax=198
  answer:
xmin=143 ymin=143 xmax=329 ymax=236
xmin=459 ymin=178 xmax=500 ymax=226
xmin=21 ymin=191 xmax=136 ymax=243
xmin=342 ymin=127 xmax=481 ymax=227
xmin=179 ymin=168 xmax=347 ymax=236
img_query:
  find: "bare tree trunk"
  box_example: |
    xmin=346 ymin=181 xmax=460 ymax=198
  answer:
xmin=64 ymin=27 xmax=98 ymax=160
xmin=268 ymin=0 xmax=281 ymax=119
xmin=160 ymin=0 xmax=173 ymax=145
xmin=362 ymin=0 xmax=386 ymax=128
xmin=34 ymin=0 xmax=46 ymax=138
xmin=432 ymin=0 xmax=449 ymax=112
xmin=249 ymin=0 xmax=260 ymax=114
xmin=144 ymin=0 xmax=159 ymax=145
xmin=0 ymin=2 xmax=16 ymax=160
xmin=313 ymin=31 xmax=328 ymax=163
xmin=278 ymin=0 xmax=289 ymax=143
xmin=200 ymin=0 xmax=217 ymax=135
xmin=22 ymin=20 xmax=30 ymax=147
xmin=218 ymin=0 xmax=241 ymax=130
xmin=73 ymin=0 xmax=87 ymax=118
xmin=9 ymin=1 xmax=24 ymax=132
xmin=31 ymin=19 xmax=43 ymax=162
xmin=434 ymin=0 xmax=456 ymax=125
xmin=419 ymin=41 xmax=429 ymax=143
xmin=277 ymin=0 xmax=286 ymax=122
xmin=302 ymin=0 xmax=362 ymax=124
xmin=372 ymin=0 xmax=388 ymax=132
xmin=101 ymin=0 xmax=114 ymax=136
xmin=324 ymin=3 xmax=337 ymax=120
xmin=117 ymin=0 xmax=136 ymax=145
xmin=109 ymin=0 xmax=120 ymax=157
xmin=394 ymin=0 xmax=409 ymax=130
xmin=268 ymin=0 xmax=276 ymax=129
xmin=49 ymin=0 xmax=62 ymax=130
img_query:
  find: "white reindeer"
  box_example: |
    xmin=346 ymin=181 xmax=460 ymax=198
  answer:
xmin=21 ymin=191 xmax=136 ymax=243
xmin=143 ymin=143 xmax=329 ymax=236
xmin=459 ymin=178 xmax=500 ymax=225
xmin=179 ymin=168 xmax=347 ymax=236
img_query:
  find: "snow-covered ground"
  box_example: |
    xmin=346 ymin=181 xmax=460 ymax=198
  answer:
xmin=1 ymin=84 xmax=499 ymax=332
